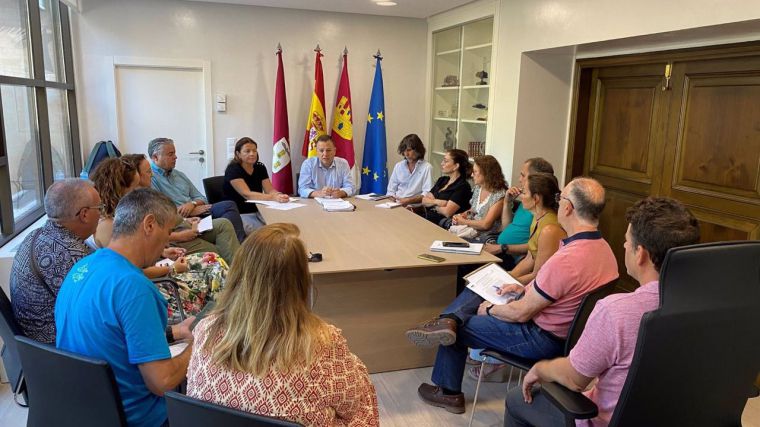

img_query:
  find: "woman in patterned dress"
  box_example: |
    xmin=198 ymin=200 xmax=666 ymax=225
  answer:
xmin=187 ymin=223 xmax=379 ymax=427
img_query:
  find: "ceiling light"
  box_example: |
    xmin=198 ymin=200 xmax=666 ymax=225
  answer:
xmin=375 ymin=1 xmax=397 ymax=6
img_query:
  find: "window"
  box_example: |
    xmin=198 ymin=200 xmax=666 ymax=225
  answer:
xmin=0 ymin=0 xmax=80 ymax=246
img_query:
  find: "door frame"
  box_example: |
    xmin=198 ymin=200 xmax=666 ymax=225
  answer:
xmin=105 ymin=56 xmax=214 ymax=177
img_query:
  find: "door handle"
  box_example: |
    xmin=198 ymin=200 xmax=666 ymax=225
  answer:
xmin=189 ymin=150 xmax=205 ymax=155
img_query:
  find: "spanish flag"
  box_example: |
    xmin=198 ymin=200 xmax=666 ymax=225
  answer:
xmin=331 ymin=48 xmax=355 ymax=169
xmin=302 ymin=46 xmax=327 ymax=158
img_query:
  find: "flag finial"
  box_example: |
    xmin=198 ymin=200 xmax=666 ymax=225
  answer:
xmin=373 ymin=49 xmax=383 ymax=60
xmin=343 ymin=46 xmax=348 ymax=56
xmin=314 ymin=44 xmax=322 ymax=53
xmin=276 ymin=43 xmax=282 ymax=54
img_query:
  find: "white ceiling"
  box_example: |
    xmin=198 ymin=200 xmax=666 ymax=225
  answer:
xmin=183 ymin=0 xmax=475 ymax=19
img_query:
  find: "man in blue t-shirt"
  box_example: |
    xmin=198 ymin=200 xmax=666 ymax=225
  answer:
xmin=56 ymin=188 xmax=194 ymax=427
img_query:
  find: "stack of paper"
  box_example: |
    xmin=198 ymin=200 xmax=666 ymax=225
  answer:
xmin=355 ymin=193 xmax=392 ymax=201
xmin=429 ymin=240 xmax=483 ymax=255
xmin=315 ymin=198 xmax=355 ymax=212
xmin=375 ymin=201 xmax=402 ymax=209
xmin=246 ymin=198 xmax=306 ymax=210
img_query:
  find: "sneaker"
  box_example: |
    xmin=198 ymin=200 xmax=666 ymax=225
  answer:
xmin=417 ymin=383 xmax=465 ymax=414
xmin=467 ymin=363 xmax=509 ymax=383
xmin=405 ymin=317 xmax=457 ymax=347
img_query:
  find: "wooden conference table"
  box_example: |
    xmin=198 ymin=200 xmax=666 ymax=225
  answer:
xmin=258 ymin=198 xmax=498 ymax=373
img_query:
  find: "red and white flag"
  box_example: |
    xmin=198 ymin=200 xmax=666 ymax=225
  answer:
xmin=272 ymin=44 xmax=293 ymax=194
xmin=331 ymin=48 xmax=355 ymax=169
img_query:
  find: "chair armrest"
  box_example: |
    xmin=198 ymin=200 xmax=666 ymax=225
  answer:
xmin=480 ymin=349 xmax=537 ymax=372
xmin=540 ymin=381 xmax=599 ymax=420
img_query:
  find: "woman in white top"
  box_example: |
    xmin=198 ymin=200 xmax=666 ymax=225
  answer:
xmin=386 ymin=134 xmax=433 ymax=206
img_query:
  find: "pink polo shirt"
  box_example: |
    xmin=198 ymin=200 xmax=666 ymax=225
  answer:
xmin=527 ymin=231 xmax=619 ymax=337
xmin=568 ymin=280 xmax=660 ymax=427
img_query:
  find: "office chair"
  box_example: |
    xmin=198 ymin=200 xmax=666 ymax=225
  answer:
xmin=165 ymin=391 xmax=304 ymax=426
xmin=0 ymin=288 xmax=26 ymax=406
xmin=538 ymin=241 xmax=760 ymax=427
xmin=15 ymin=335 xmax=127 ymax=427
xmin=202 ymin=176 xmax=226 ymax=205
xmin=469 ymin=279 xmax=621 ymax=425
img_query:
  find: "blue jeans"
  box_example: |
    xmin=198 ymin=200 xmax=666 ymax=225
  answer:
xmin=210 ymin=200 xmax=246 ymax=242
xmin=431 ymin=289 xmax=565 ymax=392
xmin=505 ymin=386 xmax=570 ymax=427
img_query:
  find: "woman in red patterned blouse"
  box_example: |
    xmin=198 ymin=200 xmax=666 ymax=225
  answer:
xmin=186 ymin=223 xmax=379 ymax=426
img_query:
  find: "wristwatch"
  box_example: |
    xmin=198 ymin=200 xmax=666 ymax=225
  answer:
xmin=486 ymin=304 xmax=495 ymax=317
xmin=500 ymin=244 xmax=509 ymax=254
xmin=165 ymin=325 xmax=174 ymax=343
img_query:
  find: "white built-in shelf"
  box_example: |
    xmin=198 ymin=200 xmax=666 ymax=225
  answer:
xmin=432 ymin=151 xmax=447 ymax=157
xmin=436 ymin=48 xmax=461 ymax=56
xmin=461 ymin=119 xmax=488 ymax=124
xmin=462 ymin=85 xmax=490 ymax=89
xmin=464 ymin=42 xmax=493 ymax=51
xmin=435 ymin=86 xmax=459 ymax=91
xmin=434 ymin=117 xmax=457 ymax=122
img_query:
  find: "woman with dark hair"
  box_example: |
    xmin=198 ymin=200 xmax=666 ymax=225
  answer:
xmin=420 ymin=149 xmax=473 ymax=227
xmin=449 ymin=155 xmax=507 ymax=242
xmin=386 ymin=134 xmax=433 ymax=206
xmin=223 ymin=137 xmax=288 ymax=234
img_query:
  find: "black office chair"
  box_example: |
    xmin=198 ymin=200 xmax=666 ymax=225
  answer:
xmin=202 ymin=175 xmax=226 ymax=205
xmin=468 ymin=279 xmax=621 ymax=425
xmin=0 ymin=288 xmax=26 ymax=406
xmin=16 ymin=335 xmax=127 ymax=427
xmin=538 ymin=241 xmax=760 ymax=427
xmin=165 ymin=391 xmax=304 ymax=426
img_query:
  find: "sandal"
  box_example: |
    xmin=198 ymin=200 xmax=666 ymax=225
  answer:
xmin=467 ymin=363 xmax=509 ymax=383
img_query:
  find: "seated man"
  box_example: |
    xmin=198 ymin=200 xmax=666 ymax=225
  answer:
xmin=10 ymin=179 xmax=101 ymax=344
xmin=386 ymin=134 xmax=432 ymax=206
xmin=298 ymin=134 xmax=355 ymax=198
xmin=56 ymin=188 xmax=194 ymax=427
xmin=405 ymin=177 xmax=619 ymax=414
xmin=124 ymin=152 xmax=240 ymax=263
xmin=505 ymin=197 xmax=700 ymax=427
xmin=148 ymin=137 xmax=246 ymax=242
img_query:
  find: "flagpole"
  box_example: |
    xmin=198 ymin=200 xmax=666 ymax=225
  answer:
xmin=374 ymin=49 xmax=383 ymax=61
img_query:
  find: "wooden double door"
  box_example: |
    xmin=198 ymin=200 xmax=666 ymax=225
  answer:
xmin=568 ymin=44 xmax=760 ymax=290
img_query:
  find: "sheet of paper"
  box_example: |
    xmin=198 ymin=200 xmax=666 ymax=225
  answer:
xmin=465 ymin=263 xmax=524 ymax=305
xmin=375 ymin=202 xmax=402 ymax=209
xmin=197 ymin=216 xmax=213 ymax=233
xmin=264 ymin=202 xmax=306 ymax=211
xmin=247 ymin=197 xmax=300 ymax=206
xmin=169 ymin=342 xmax=188 ymax=358
xmin=155 ymin=258 xmax=174 ymax=267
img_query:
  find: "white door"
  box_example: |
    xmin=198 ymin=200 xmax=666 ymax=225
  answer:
xmin=114 ymin=65 xmax=209 ymax=193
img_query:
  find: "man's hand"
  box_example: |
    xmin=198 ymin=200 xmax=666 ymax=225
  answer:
xmin=173 ymin=257 xmax=189 ymax=274
xmin=507 ymin=186 xmax=522 ymax=202
xmin=477 ymin=301 xmax=494 ymax=316
xmin=171 ymin=316 xmax=196 ymax=342
xmin=162 ymin=247 xmax=186 ymax=260
xmin=484 ymin=243 xmax=502 ymax=255
xmin=497 ymin=283 xmax=523 ymax=296
xmin=522 ymin=365 xmax=540 ymax=403
xmin=177 ymin=202 xmax=195 ymax=217
xmin=191 ymin=204 xmax=212 ymax=216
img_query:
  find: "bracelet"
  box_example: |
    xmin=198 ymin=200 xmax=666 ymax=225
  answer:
xmin=169 ymin=264 xmax=176 ymax=276
xmin=500 ymin=244 xmax=509 ymax=254
xmin=486 ymin=304 xmax=495 ymax=317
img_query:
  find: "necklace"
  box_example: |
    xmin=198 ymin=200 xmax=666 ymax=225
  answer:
xmin=530 ymin=210 xmax=549 ymax=239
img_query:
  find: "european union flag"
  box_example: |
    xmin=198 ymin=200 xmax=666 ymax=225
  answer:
xmin=360 ymin=53 xmax=388 ymax=194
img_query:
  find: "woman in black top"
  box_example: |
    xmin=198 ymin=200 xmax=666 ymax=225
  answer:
xmin=223 ymin=137 xmax=289 ymax=234
xmin=420 ymin=149 xmax=473 ymax=227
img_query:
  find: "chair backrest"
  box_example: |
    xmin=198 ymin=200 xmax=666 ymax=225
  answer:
xmin=165 ymin=391 xmax=304 ymax=427
xmin=564 ymin=278 xmax=621 ymax=355
xmin=0 ymin=288 xmax=24 ymax=393
xmin=202 ymin=175 xmax=226 ymax=205
xmin=610 ymin=241 xmax=760 ymax=427
xmin=16 ymin=335 xmax=127 ymax=427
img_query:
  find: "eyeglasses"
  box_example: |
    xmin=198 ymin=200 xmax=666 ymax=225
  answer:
xmin=79 ymin=203 xmax=105 ymax=214
xmin=554 ymin=193 xmax=574 ymax=207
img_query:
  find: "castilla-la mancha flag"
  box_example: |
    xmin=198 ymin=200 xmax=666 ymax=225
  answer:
xmin=331 ymin=49 xmax=355 ymax=169
xmin=302 ymin=48 xmax=327 ymax=158
xmin=271 ymin=45 xmax=293 ymax=194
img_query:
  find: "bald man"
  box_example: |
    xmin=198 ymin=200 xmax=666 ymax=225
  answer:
xmin=406 ymin=177 xmax=619 ymax=414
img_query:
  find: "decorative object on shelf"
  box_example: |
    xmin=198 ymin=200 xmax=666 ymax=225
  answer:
xmin=477 ymin=116 xmax=487 ymax=121
xmin=444 ymin=127 xmax=457 ymax=150
xmin=472 ymin=103 xmax=487 ymax=110
xmin=468 ymin=141 xmax=485 ymax=158
xmin=437 ymin=109 xmax=449 ymax=118
xmin=475 ymin=70 xmax=488 ymax=85
xmin=442 ymin=75 xmax=459 ymax=87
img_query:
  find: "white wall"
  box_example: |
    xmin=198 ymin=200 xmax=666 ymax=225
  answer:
xmin=71 ymin=0 xmax=428 ymax=181
xmin=482 ymin=0 xmax=760 ymax=184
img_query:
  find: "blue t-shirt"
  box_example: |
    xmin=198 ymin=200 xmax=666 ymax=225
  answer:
xmin=497 ymin=202 xmax=534 ymax=245
xmin=55 ymin=248 xmax=170 ymax=427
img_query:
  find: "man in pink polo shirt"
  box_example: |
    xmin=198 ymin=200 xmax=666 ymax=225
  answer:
xmin=505 ymin=197 xmax=700 ymax=426
xmin=406 ymin=177 xmax=619 ymax=414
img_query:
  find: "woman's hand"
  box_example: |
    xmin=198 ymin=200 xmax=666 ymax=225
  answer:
xmin=506 ymin=186 xmax=522 ymax=202
xmin=173 ymin=257 xmax=189 ymax=274
xmin=484 ymin=243 xmax=502 ymax=255
xmin=162 ymin=247 xmax=186 ymax=260
xmin=272 ymin=193 xmax=290 ymax=203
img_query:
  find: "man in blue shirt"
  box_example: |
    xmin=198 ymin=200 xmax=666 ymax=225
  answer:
xmin=148 ymin=137 xmax=246 ymax=243
xmin=56 ymin=188 xmax=194 ymax=427
xmin=298 ymin=135 xmax=355 ymax=198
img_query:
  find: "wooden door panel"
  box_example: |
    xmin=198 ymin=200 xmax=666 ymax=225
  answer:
xmin=690 ymin=206 xmax=760 ymax=242
xmin=597 ymin=189 xmax=638 ymax=291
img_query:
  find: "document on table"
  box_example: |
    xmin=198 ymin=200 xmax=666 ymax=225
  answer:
xmin=198 ymin=216 xmax=213 ymax=233
xmin=246 ymin=198 xmax=305 ymax=210
xmin=375 ymin=201 xmax=402 ymax=209
xmin=464 ymin=262 xmax=524 ymax=305
xmin=355 ymin=193 xmax=392 ymax=201
xmin=314 ymin=197 xmax=355 ymax=212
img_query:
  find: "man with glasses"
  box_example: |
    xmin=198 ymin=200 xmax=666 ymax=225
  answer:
xmin=10 ymin=178 xmax=102 ymax=344
xmin=406 ymin=177 xmax=619 ymax=414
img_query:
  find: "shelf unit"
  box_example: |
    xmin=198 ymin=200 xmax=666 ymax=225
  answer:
xmin=429 ymin=17 xmax=494 ymax=176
